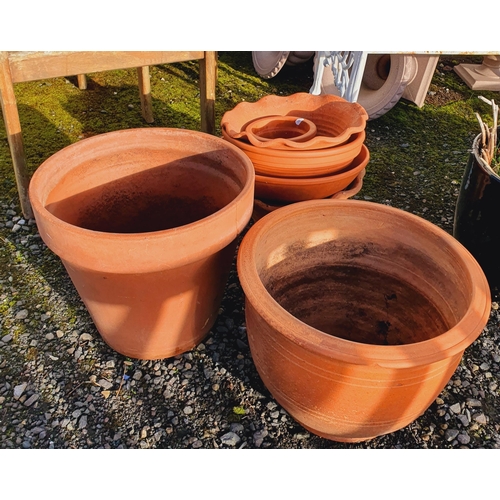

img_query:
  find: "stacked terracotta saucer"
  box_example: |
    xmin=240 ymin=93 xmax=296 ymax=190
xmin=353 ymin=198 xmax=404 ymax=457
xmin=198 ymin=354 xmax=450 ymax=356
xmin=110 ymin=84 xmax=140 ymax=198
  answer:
xmin=221 ymin=93 xmax=369 ymax=219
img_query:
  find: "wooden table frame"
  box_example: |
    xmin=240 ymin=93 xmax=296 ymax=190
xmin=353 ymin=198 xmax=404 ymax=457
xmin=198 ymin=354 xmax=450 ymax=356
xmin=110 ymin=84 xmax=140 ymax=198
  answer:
xmin=0 ymin=51 xmax=217 ymax=219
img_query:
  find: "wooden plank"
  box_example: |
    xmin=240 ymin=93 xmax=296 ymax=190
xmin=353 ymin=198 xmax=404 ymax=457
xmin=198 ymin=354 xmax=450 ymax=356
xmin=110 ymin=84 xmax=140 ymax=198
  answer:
xmin=8 ymin=51 xmax=205 ymax=83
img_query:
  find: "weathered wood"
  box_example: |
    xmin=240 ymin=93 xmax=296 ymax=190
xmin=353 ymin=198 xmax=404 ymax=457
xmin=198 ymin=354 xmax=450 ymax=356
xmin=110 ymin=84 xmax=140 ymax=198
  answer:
xmin=7 ymin=51 xmax=205 ymax=83
xmin=0 ymin=52 xmax=33 ymax=219
xmin=199 ymin=51 xmax=217 ymax=135
xmin=137 ymin=66 xmax=154 ymax=123
xmin=77 ymin=74 xmax=87 ymax=90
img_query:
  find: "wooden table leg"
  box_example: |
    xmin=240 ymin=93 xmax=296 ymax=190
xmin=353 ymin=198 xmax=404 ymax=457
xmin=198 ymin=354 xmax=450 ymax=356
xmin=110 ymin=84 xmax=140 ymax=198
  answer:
xmin=137 ymin=66 xmax=154 ymax=123
xmin=199 ymin=51 xmax=217 ymax=135
xmin=0 ymin=53 xmax=34 ymax=219
xmin=77 ymin=74 xmax=87 ymax=90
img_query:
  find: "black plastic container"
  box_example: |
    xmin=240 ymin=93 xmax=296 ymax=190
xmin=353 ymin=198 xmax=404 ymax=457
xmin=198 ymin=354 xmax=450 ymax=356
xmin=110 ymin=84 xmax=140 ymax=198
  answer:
xmin=454 ymin=129 xmax=500 ymax=292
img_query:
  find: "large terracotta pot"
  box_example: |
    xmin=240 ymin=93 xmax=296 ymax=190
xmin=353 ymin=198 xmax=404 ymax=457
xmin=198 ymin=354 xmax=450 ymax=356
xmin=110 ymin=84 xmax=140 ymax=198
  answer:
xmin=454 ymin=128 xmax=500 ymax=291
xmin=29 ymin=128 xmax=255 ymax=360
xmin=237 ymin=200 xmax=491 ymax=442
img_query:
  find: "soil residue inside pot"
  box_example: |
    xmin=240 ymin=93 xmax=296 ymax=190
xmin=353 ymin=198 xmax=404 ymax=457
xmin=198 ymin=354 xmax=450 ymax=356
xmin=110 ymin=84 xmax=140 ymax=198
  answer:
xmin=75 ymin=193 xmax=222 ymax=233
xmin=264 ymin=262 xmax=450 ymax=346
xmin=45 ymin=162 xmax=237 ymax=234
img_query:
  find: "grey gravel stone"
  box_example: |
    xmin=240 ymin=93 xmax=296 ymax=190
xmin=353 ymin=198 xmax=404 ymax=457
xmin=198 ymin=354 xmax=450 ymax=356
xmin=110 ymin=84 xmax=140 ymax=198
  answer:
xmin=230 ymin=423 xmax=244 ymax=433
xmin=220 ymin=432 xmax=241 ymax=447
xmin=79 ymin=415 xmax=88 ymax=429
xmin=445 ymin=429 xmax=460 ymax=442
xmin=473 ymin=413 xmax=488 ymax=425
xmin=457 ymin=433 xmax=471 ymax=445
xmin=15 ymin=309 xmax=28 ymax=320
xmin=163 ymin=389 xmax=174 ymax=399
xmin=13 ymin=383 xmax=27 ymax=399
xmin=98 ymin=379 xmax=113 ymax=390
xmin=466 ymin=399 xmax=482 ymax=408
xmin=24 ymin=394 xmax=39 ymax=407
xmin=253 ymin=429 xmax=268 ymax=447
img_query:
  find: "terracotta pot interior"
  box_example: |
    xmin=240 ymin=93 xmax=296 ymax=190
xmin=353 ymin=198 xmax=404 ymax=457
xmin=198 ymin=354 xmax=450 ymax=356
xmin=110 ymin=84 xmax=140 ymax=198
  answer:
xmin=255 ymin=212 xmax=472 ymax=346
xmin=44 ymin=149 xmax=247 ymax=234
xmin=234 ymin=115 xmax=360 ymax=150
xmin=247 ymin=116 xmax=316 ymax=142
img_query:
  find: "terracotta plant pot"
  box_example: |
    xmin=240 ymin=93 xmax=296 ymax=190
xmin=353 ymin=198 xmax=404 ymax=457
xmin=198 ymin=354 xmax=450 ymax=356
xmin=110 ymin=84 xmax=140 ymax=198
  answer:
xmin=29 ymin=128 xmax=255 ymax=360
xmin=223 ymin=127 xmax=366 ymax=178
xmin=222 ymin=92 xmax=368 ymax=150
xmin=253 ymin=143 xmax=369 ymax=202
xmin=237 ymin=200 xmax=491 ymax=442
xmin=245 ymin=116 xmax=318 ymax=148
xmin=454 ymin=128 xmax=500 ymax=291
xmin=252 ymin=169 xmax=365 ymax=222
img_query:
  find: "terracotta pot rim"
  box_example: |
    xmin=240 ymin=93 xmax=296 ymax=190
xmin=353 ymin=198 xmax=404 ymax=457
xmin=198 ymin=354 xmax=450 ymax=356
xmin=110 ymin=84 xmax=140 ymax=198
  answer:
xmin=223 ymin=128 xmax=366 ymax=160
xmin=245 ymin=115 xmax=318 ymax=147
xmin=30 ymin=128 xmax=254 ymax=241
xmin=221 ymin=92 xmax=368 ymax=149
xmin=30 ymin=128 xmax=255 ymax=273
xmin=237 ymin=199 xmax=491 ymax=368
xmin=254 ymin=144 xmax=369 ymax=186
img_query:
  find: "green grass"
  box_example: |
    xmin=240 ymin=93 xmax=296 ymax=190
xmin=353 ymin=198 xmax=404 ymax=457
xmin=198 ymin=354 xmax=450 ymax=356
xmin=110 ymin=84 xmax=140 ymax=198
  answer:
xmin=1 ymin=52 xmax=499 ymax=232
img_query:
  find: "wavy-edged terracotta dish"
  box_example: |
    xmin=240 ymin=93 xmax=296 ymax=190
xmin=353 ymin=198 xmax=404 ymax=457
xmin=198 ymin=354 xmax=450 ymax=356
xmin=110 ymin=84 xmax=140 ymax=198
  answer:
xmin=221 ymin=92 xmax=368 ymax=150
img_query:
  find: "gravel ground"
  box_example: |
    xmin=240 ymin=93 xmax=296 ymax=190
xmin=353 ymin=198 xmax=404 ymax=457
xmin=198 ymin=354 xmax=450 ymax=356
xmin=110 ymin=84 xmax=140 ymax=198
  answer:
xmin=1 ymin=198 xmax=500 ymax=451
